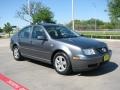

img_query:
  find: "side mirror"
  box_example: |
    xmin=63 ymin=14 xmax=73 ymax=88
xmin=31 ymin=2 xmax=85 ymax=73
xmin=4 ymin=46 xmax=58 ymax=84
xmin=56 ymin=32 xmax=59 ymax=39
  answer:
xmin=37 ymin=36 xmax=47 ymax=40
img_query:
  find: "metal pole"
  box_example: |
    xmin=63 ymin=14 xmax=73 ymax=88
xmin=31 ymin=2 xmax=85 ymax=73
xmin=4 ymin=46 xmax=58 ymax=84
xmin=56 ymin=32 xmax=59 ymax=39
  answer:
xmin=72 ymin=0 xmax=75 ymax=31
xmin=95 ymin=19 xmax=96 ymax=31
xmin=92 ymin=3 xmax=97 ymax=31
xmin=27 ymin=0 xmax=31 ymax=24
xmin=28 ymin=0 xmax=30 ymax=16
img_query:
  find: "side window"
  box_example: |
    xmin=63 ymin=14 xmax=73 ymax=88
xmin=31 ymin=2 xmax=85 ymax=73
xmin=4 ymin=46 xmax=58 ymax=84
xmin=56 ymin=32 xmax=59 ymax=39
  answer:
xmin=19 ymin=27 xmax=31 ymax=39
xmin=32 ymin=26 xmax=45 ymax=39
xmin=60 ymin=27 xmax=69 ymax=35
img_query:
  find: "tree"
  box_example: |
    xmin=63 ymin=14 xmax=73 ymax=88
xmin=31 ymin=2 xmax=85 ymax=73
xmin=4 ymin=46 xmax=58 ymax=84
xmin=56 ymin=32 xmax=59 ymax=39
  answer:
xmin=0 ymin=28 xmax=3 ymax=33
xmin=66 ymin=19 xmax=115 ymax=30
xmin=17 ymin=1 xmax=54 ymax=24
xmin=108 ymin=0 xmax=120 ymax=25
xmin=32 ymin=7 xmax=54 ymax=24
xmin=3 ymin=22 xmax=13 ymax=37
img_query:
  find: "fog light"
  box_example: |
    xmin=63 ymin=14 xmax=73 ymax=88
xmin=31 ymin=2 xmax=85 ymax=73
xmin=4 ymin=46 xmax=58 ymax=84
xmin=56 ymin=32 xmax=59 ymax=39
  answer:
xmin=73 ymin=56 xmax=80 ymax=60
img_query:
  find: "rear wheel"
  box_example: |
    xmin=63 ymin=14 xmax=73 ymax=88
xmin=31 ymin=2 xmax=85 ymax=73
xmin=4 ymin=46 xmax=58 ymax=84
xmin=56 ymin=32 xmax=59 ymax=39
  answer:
xmin=13 ymin=46 xmax=23 ymax=61
xmin=53 ymin=52 xmax=72 ymax=75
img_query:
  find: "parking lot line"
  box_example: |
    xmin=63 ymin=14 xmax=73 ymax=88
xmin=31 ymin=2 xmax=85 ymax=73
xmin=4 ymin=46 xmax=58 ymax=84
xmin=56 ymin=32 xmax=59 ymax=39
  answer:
xmin=0 ymin=73 xmax=29 ymax=90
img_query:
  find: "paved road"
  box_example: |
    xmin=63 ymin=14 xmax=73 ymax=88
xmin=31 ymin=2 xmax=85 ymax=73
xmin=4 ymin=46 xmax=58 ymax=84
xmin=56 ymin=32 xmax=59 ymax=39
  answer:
xmin=0 ymin=39 xmax=120 ymax=90
xmin=0 ymin=39 xmax=10 ymax=47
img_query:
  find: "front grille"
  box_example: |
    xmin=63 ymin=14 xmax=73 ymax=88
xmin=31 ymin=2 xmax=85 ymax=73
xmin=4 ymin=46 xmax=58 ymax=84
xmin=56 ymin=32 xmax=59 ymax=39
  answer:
xmin=96 ymin=47 xmax=108 ymax=54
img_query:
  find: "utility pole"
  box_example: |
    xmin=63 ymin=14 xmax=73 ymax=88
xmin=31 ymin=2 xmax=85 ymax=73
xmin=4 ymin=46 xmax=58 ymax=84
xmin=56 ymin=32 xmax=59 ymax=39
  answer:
xmin=95 ymin=19 xmax=96 ymax=31
xmin=92 ymin=3 xmax=97 ymax=31
xmin=27 ymin=0 xmax=31 ymax=24
xmin=72 ymin=0 xmax=75 ymax=31
xmin=28 ymin=0 xmax=30 ymax=16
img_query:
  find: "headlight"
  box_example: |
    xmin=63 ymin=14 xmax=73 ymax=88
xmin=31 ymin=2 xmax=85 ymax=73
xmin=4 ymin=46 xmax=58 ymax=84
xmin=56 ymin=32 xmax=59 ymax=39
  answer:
xmin=83 ymin=49 xmax=96 ymax=55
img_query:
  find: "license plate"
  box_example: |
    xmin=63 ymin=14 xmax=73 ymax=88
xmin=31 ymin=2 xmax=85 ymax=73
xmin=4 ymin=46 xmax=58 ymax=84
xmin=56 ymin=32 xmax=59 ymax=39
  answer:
xmin=104 ymin=53 xmax=110 ymax=61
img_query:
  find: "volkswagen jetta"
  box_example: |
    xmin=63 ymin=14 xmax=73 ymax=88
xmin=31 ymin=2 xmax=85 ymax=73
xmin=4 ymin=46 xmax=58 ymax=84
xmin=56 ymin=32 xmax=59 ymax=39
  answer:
xmin=10 ymin=23 xmax=112 ymax=75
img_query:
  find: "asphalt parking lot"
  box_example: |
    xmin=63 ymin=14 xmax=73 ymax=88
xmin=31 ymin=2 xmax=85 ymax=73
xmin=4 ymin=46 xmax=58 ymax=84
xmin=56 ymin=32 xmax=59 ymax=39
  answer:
xmin=0 ymin=39 xmax=120 ymax=90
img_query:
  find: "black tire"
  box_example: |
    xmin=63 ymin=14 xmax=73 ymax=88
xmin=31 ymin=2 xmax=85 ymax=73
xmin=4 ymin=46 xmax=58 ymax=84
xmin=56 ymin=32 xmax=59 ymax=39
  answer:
xmin=53 ymin=52 xmax=72 ymax=75
xmin=13 ymin=46 xmax=23 ymax=61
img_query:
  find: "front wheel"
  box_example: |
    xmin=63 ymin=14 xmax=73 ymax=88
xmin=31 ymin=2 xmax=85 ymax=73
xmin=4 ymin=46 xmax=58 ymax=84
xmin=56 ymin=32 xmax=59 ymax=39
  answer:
xmin=13 ymin=46 xmax=23 ymax=61
xmin=53 ymin=52 xmax=72 ymax=75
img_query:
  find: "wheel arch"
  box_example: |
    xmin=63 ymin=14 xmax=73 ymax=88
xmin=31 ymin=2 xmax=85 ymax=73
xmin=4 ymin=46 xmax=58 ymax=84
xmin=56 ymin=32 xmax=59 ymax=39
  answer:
xmin=12 ymin=43 xmax=19 ymax=51
xmin=51 ymin=48 xmax=72 ymax=64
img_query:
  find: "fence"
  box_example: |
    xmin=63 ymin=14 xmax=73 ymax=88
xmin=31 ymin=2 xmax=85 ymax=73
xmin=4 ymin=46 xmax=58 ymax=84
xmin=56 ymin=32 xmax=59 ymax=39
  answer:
xmin=77 ymin=30 xmax=120 ymax=39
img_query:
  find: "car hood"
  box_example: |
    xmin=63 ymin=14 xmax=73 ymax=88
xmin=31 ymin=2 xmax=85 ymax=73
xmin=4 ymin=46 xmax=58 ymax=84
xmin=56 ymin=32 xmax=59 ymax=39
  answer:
xmin=58 ymin=37 xmax=106 ymax=49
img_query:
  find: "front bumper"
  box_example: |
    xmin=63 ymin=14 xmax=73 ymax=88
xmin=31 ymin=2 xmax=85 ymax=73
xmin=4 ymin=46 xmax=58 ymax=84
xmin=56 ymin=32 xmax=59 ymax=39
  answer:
xmin=71 ymin=50 xmax=112 ymax=72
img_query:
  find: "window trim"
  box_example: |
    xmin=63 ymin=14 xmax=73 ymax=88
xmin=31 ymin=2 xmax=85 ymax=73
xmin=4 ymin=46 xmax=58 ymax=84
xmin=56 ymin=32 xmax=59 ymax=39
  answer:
xmin=32 ymin=25 xmax=47 ymax=40
xmin=18 ymin=26 xmax=32 ymax=39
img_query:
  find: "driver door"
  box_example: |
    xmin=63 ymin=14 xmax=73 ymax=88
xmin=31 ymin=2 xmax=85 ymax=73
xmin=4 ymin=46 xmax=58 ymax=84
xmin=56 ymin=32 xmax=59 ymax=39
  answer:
xmin=30 ymin=26 xmax=51 ymax=62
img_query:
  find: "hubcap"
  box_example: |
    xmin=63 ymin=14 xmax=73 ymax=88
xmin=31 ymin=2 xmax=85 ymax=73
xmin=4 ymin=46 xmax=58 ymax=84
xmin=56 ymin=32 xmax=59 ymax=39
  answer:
xmin=14 ymin=48 xmax=19 ymax=59
xmin=55 ymin=56 xmax=67 ymax=72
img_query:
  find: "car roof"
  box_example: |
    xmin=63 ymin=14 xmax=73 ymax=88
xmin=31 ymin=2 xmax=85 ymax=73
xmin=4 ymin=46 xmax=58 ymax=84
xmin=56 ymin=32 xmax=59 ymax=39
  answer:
xmin=37 ymin=23 xmax=63 ymax=27
xmin=21 ymin=23 xmax=63 ymax=30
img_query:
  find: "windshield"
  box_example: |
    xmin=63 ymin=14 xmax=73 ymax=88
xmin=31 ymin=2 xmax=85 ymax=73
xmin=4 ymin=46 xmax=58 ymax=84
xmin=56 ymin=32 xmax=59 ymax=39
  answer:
xmin=44 ymin=25 xmax=80 ymax=39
